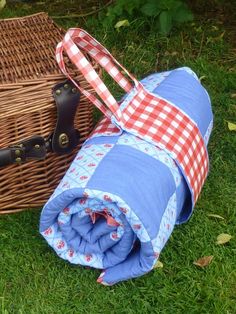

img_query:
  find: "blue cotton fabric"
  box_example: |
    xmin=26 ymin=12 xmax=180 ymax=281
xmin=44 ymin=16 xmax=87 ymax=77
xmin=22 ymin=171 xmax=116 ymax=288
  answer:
xmin=39 ymin=67 xmax=213 ymax=285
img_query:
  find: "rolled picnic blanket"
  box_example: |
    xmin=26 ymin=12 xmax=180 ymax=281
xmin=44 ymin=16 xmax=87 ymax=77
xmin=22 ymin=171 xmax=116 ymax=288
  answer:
xmin=39 ymin=29 xmax=213 ymax=285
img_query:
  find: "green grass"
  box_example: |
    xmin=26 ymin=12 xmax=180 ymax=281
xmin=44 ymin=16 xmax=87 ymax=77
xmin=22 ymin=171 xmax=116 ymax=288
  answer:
xmin=0 ymin=1 xmax=236 ymax=313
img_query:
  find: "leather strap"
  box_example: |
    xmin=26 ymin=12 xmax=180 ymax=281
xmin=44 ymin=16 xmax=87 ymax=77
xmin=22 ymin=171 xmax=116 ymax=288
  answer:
xmin=51 ymin=79 xmax=80 ymax=155
xmin=0 ymin=136 xmax=46 ymax=167
xmin=0 ymin=80 xmax=81 ymax=167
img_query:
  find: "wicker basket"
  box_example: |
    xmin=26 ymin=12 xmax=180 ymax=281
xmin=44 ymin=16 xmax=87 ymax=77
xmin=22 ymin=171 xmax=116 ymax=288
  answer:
xmin=0 ymin=13 xmax=98 ymax=214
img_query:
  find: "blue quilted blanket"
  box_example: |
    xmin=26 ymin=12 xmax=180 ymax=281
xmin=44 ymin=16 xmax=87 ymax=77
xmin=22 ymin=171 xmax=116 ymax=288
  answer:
xmin=40 ymin=67 xmax=213 ymax=285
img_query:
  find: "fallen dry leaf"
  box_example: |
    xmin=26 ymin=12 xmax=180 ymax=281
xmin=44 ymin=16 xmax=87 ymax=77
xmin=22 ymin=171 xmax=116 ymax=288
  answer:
xmin=114 ymin=20 xmax=130 ymax=29
xmin=153 ymin=260 xmax=163 ymax=269
xmin=207 ymin=214 xmax=225 ymax=220
xmin=216 ymin=233 xmax=233 ymax=245
xmin=227 ymin=121 xmax=236 ymax=131
xmin=0 ymin=0 xmax=6 ymax=10
xmin=193 ymin=256 xmax=213 ymax=267
xmin=230 ymin=93 xmax=236 ymax=98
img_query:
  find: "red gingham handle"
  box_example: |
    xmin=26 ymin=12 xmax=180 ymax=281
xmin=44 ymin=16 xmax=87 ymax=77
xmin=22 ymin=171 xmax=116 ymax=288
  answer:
xmin=56 ymin=35 xmax=114 ymax=118
xmin=71 ymin=29 xmax=140 ymax=91
xmin=56 ymin=28 xmax=142 ymax=120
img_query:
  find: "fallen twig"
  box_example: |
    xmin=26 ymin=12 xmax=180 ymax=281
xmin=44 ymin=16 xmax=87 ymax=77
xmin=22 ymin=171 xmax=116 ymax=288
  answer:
xmin=51 ymin=0 xmax=113 ymax=19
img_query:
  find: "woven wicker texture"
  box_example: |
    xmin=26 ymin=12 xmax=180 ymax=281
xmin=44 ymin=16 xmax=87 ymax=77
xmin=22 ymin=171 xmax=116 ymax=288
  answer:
xmin=0 ymin=13 xmax=97 ymax=213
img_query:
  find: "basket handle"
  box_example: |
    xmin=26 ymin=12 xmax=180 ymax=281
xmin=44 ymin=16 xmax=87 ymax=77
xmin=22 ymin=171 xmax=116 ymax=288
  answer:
xmin=56 ymin=28 xmax=142 ymax=121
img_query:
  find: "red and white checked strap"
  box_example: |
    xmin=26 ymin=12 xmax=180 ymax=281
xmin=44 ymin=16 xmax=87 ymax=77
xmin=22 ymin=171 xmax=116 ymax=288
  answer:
xmin=90 ymin=116 xmax=121 ymax=138
xmin=56 ymin=28 xmax=141 ymax=120
xmin=56 ymin=28 xmax=209 ymax=203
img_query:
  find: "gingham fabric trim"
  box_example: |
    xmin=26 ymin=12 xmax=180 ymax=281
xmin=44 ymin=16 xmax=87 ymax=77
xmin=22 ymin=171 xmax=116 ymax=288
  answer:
xmin=118 ymin=88 xmax=209 ymax=202
xmin=56 ymin=28 xmax=209 ymax=203
xmin=89 ymin=116 xmax=121 ymax=138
